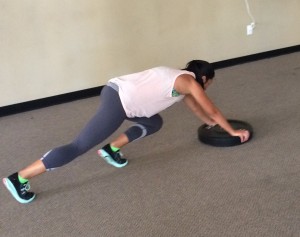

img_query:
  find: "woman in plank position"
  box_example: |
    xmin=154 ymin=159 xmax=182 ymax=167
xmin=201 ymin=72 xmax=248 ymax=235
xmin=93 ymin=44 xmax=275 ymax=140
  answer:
xmin=3 ymin=60 xmax=250 ymax=203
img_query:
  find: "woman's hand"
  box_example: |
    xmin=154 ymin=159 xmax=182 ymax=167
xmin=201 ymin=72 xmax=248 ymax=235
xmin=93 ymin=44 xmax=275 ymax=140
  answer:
xmin=231 ymin=129 xmax=250 ymax=143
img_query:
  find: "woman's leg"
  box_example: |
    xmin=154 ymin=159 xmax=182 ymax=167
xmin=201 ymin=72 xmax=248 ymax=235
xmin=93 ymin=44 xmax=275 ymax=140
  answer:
xmin=98 ymin=114 xmax=163 ymax=168
xmin=109 ymin=114 xmax=164 ymax=148
xmin=3 ymin=86 xmax=127 ymax=203
xmin=125 ymin=114 xmax=163 ymax=142
xmin=19 ymin=160 xmax=46 ymax=180
xmin=28 ymin=86 xmax=126 ymax=175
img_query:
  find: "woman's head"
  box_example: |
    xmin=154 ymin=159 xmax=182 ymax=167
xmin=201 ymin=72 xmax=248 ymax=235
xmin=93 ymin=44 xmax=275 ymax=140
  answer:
xmin=183 ymin=60 xmax=215 ymax=89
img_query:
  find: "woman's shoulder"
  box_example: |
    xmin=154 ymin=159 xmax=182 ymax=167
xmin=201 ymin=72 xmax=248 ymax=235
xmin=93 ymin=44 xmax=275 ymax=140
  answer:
xmin=174 ymin=74 xmax=198 ymax=95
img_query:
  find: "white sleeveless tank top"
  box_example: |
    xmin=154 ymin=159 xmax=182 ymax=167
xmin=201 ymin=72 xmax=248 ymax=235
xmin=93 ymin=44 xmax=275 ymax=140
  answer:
xmin=109 ymin=66 xmax=195 ymax=118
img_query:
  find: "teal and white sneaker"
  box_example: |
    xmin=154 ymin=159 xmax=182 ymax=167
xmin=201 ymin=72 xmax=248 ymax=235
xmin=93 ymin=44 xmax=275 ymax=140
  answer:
xmin=3 ymin=172 xmax=36 ymax=204
xmin=98 ymin=144 xmax=128 ymax=168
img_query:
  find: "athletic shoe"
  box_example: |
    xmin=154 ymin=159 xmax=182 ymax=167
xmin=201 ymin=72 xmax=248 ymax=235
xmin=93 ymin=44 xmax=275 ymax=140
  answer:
xmin=98 ymin=144 xmax=128 ymax=168
xmin=2 ymin=172 xmax=36 ymax=204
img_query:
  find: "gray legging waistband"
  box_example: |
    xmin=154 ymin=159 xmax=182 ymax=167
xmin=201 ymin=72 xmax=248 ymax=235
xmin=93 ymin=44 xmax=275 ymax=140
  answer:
xmin=107 ymin=82 xmax=119 ymax=92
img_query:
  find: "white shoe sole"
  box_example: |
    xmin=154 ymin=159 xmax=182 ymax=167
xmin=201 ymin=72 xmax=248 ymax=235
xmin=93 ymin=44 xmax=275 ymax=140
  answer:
xmin=2 ymin=178 xmax=35 ymax=204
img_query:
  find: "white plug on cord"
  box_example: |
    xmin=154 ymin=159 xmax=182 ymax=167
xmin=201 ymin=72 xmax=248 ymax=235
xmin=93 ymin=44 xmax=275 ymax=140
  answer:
xmin=247 ymin=22 xmax=255 ymax=35
xmin=244 ymin=0 xmax=256 ymax=35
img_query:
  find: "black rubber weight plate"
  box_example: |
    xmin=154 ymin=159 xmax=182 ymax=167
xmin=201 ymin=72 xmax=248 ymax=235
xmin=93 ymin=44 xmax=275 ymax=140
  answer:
xmin=198 ymin=119 xmax=253 ymax=147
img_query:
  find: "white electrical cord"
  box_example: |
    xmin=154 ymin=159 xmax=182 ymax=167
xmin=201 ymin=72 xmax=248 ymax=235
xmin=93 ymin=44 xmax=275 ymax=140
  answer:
xmin=244 ymin=0 xmax=256 ymax=28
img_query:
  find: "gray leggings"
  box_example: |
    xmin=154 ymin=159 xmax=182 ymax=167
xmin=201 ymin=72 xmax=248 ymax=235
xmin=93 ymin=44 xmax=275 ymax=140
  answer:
xmin=41 ymin=85 xmax=163 ymax=170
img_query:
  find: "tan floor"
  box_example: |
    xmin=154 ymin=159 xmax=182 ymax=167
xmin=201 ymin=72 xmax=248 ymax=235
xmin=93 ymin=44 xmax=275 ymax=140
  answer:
xmin=1 ymin=52 xmax=299 ymax=237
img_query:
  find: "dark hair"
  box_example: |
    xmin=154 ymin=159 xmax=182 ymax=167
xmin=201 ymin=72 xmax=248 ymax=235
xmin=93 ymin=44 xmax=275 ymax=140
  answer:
xmin=182 ymin=60 xmax=215 ymax=88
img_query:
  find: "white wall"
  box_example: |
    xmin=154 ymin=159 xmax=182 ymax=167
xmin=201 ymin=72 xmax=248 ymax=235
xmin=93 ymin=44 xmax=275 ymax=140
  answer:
xmin=0 ymin=0 xmax=299 ymax=106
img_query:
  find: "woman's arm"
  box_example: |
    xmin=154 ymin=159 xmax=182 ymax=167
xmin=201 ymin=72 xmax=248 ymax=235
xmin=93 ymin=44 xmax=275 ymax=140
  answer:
xmin=183 ymin=95 xmax=216 ymax=126
xmin=175 ymin=74 xmax=250 ymax=142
